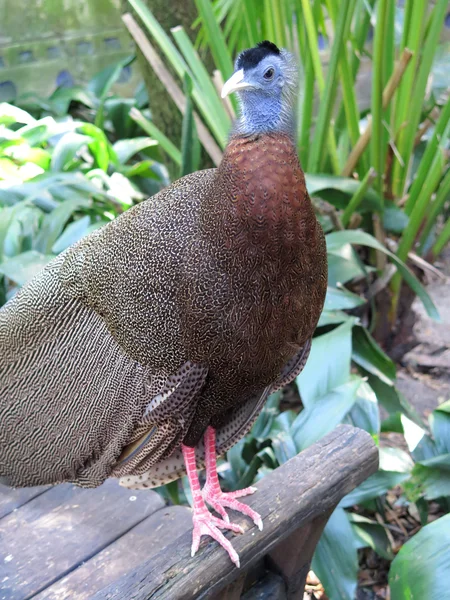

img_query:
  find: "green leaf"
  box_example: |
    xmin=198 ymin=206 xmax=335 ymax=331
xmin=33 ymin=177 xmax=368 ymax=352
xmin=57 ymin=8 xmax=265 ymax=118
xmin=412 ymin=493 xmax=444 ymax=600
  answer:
xmin=180 ymin=73 xmax=201 ymax=177
xmin=51 ymin=216 xmax=92 ymax=254
xmin=271 ymin=431 xmax=297 ymax=465
xmin=349 ymin=513 xmax=394 ymax=560
xmin=0 ymin=250 xmax=53 ymax=286
xmin=0 ymin=102 xmax=36 ymax=126
xmin=327 ymin=243 xmax=366 ymax=287
xmin=297 ymin=319 xmax=356 ymax=407
xmin=379 ymin=447 xmax=414 ymax=473
xmin=326 ymin=230 xmax=440 ymax=320
xmin=113 ymin=137 xmax=159 ymax=165
xmin=430 ymin=402 xmax=450 ymax=454
xmin=312 ymin=508 xmax=358 ymax=600
xmin=346 ymin=380 xmax=380 ymax=435
xmin=368 ymin=375 xmax=425 ymax=428
xmin=306 ymin=173 xmax=381 ymax=212
xmin=88 ymin=56 xmax=134 ymax=128
xmin=50 ymin=133 xmax=92 ymax=172
xmin=79 ymin=123 xmax=116 ymax=172
xmin=318 ymin=310 xmax=352 ymax=326
xmin=389 ymin=514 xmax=450 ymax=600
xmin=352 ymin=325 xmax=396 ymax=384
xmin=130 ymin=108 xmax=182 ymax=166
xmin=293 ymin=378 xmax=362 ymax=451
xmin=34 ymin=197 xmax=90 ymax=254
xmin=383 ymin=203 xmax=409 ymax=234
xmin=340 ymin=471 xmax=410 ymax=508
xmin=48 ymin=86 xmax=96 ymax=116
xmin=324 ymin=286 xmax=365 ymax=310
xmin=407 ymin=461 xmax=450 ymax=502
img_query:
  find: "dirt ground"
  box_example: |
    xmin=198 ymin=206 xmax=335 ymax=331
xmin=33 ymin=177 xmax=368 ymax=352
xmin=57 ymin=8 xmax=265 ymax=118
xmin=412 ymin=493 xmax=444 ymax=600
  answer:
xmin=397 ymin=247 xmax=450 ymax=418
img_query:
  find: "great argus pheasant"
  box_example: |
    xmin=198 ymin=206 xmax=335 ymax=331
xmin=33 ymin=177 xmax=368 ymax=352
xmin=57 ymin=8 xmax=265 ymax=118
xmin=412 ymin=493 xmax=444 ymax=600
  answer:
xmin=0 ymin=41 xmax=327 ymax=566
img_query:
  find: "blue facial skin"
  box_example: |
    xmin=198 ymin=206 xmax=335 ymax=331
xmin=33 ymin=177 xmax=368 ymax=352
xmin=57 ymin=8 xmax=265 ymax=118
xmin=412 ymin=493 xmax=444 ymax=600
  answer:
xmin=233 ymin=54 xmax=297 ymax=138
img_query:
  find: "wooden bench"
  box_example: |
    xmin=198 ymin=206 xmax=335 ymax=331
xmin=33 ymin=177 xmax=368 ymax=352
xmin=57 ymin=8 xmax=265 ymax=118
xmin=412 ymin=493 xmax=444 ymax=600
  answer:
xmin=0 ymin=425 xmax=378 ymax=599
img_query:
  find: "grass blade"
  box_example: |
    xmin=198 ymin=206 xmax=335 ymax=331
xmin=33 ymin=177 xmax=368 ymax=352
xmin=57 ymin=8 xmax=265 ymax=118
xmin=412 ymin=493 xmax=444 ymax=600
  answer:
xmin=130 ymin=108 xmax=181 ymax=165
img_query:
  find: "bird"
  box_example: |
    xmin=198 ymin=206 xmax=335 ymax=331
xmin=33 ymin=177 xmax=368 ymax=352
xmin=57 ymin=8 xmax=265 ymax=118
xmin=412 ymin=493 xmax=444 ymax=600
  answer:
xmin=0 ymin=41 xmax=327 ymax=567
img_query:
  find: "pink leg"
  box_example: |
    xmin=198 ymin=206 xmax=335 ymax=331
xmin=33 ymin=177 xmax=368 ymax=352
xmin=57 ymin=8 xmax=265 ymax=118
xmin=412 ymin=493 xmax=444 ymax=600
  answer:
xmin=202 ymin=426 xmax=263 ymax=531
xmin=181 ymin=443 xmax=243 ymax=567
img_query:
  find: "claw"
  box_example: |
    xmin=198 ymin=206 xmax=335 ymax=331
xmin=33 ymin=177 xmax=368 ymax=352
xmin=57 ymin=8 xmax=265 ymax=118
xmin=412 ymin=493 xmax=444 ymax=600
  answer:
xmin=191 ymin=510 xmax=242 ymax=567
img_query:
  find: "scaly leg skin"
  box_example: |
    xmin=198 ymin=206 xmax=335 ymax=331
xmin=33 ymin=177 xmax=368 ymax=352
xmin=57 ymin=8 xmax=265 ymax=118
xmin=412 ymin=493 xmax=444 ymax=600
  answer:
xmin=202 ymin=426 xmax=263 ymax=531
xmin=181 ymin=443 xmax=244 ymax=567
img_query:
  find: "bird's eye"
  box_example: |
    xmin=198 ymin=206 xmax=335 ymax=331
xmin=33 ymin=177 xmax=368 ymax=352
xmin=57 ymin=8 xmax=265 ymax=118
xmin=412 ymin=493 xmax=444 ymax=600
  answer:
xmin=263 ymin=68 xmax=274 ymax=80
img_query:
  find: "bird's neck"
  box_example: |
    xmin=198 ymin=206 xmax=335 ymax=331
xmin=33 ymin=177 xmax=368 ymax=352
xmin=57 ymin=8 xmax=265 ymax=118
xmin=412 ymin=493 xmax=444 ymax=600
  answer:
xmin=233 ymin=95 xmax=296 ymax=137
xmin=201 ymin=133 xmax=317 ymax=261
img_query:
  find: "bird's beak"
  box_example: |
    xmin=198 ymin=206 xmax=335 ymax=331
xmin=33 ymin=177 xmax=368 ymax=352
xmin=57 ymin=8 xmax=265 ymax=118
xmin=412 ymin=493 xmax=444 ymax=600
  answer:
xmin=221 ymin=69 xmax=254 ymax=98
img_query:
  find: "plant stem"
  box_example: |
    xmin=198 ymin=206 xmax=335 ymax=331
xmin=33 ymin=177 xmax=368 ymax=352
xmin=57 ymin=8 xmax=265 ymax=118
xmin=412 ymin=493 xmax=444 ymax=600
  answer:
xmin=432 ymin=218 xmax=450 ymax=258
xmin=371 ymin=0 xmax=390 ymax=203
xmin=341 ymin=168 xmax=377 ymax=227
xmin=129 ymin=108 xmax=182 ymax=165
xmin=418 ymin=168 xmax=450 ymax=255
xmin=404 ymin=94 xmax=450 ymax=214
xmin=342 ymin=49 xmax=413 ymax=177
xmin=390 ymin=149 xmax=445 ymax=317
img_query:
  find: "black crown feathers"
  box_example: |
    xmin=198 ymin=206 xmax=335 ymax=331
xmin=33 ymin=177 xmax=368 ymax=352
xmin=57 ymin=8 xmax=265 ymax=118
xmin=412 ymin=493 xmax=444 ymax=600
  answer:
xmin=236 ymin=40 xmax=281 ymax=71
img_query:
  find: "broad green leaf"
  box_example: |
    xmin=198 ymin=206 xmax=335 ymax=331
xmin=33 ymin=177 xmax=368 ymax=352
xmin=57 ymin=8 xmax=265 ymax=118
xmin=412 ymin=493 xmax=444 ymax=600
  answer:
xmin=367 ymin=375 xmax=425 ymax=428
xmin=346 ymin=380 xmax=380 ymax=435
xmin=312 ymin=508 xmax=358 ymax=600
xmin=0 ymin=250 xmax=53 ymax=286
xmin=327 ymin=244 xmax=366 ymax=286
xmin=51 ymin=216 xmax=92 ymax=254
xmin=297 ymin=319 xmax=356 ymax=407
xmin=349 ymin=513 xmax=394 ymax=560
xmin=430 ymin=402 xmax=450 ymax=454
xmin=324 ymin=286 xmax=365 ymax=310
xmin=379 ymin=447 xmax=414 ymax=473
xmin=48 ymin=86 xmax=95 ymax=116
xmin=389 ymin=514 xmax=450 ymax=600
xmin=113 ymin=137 xmax=159 ymax=165
xmin=251 ymin=392 xmax=281 ymax=441
xmin=51 ymin=133 xmax=92 ymax=172
xmin=0 ymin=103 xmax=36 ymax=126
xmin=340 ymin=471 xmax=409 ymax=508
xmin=34 ymin=197 xmax=90 ymax=254
xmin=383 ymin=203 xmax=409 ymax=233
xmin=271 ymin=431 xmax=297 ymax=465
xmin=79 ymin=123 xmax=116 ymax=172
xmin=17 ymin=116 xmax=58 ymax=146
xmin=326 ymin=230 xmax=439 ymax=320
xmin=293 ymin=378 xmax=362 ymax=451
xmin=88 ymin=56 xmax=134 ymax=128
xmin=306 ymin=173 xmax=381 ymax=212
xmin=318 ymin=310 xmax=352 ymax=326
xmin=352 ymin=325 xmax=396 ymax=384
xmin=406 ymin=458 xmax=450 ymax=502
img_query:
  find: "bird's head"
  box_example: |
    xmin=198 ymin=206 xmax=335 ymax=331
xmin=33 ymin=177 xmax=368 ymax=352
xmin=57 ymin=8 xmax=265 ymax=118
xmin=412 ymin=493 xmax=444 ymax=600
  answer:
xmin=222 ymin=41 xmax=298 ymax=138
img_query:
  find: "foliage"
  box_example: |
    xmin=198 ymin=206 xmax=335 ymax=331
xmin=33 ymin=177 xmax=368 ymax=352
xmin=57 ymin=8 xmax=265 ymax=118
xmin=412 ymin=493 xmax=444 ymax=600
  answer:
xmin=128 ymin=0 xmax=449 ymax=332
xmin=0 ymin=65 xmax=177 ymax=303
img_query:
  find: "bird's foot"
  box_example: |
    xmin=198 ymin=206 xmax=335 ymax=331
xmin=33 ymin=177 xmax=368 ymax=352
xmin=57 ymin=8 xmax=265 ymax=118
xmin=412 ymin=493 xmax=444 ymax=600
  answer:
xmin=203 ymin=483 xmax=263 ymax=531
xmin=191 ymin=505 xmax=244 ymax=567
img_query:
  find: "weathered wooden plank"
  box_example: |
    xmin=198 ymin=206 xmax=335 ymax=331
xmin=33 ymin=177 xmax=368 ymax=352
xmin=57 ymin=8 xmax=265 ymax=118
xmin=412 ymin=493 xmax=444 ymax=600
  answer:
xmin=33 ymin=505 xmax=192 ymax=600
xmin=0 ymin=484 xmax=50 ymax=520
xmin=0 ymin=479 xmax=164 ymax=600
xmin=92 ymin=425 xmax=379 ymax=600
xmin=268 ymin=512 xmax=331 ymax=599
